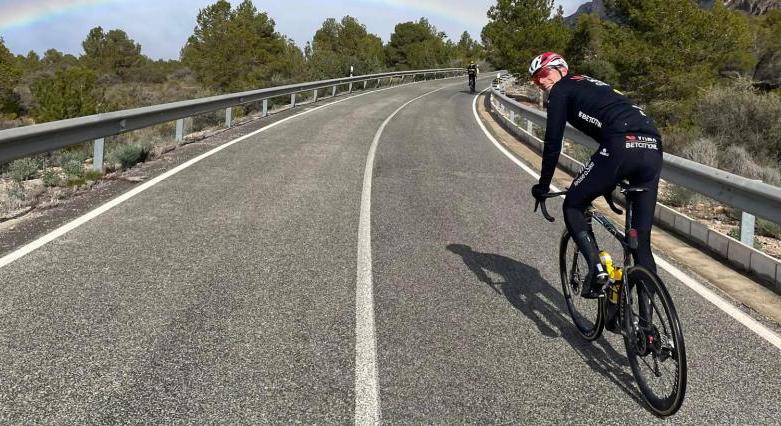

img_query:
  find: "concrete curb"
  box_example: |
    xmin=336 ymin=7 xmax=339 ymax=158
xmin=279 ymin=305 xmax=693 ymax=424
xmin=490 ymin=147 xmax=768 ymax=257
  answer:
xmin=488 ymin=92 xmax=781 ymax=295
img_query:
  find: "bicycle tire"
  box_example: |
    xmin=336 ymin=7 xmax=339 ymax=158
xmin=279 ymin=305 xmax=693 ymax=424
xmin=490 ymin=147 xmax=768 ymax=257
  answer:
xmin=621 ymin=266 xmax=687 ymax=417
xmin=559 ymin=231 xmax=604 ymax=341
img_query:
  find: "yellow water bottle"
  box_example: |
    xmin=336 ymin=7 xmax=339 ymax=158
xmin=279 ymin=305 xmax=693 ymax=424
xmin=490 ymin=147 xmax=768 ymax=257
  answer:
xmin=609 ymin=267 xmax=623 ymax=304
xmin=599 ymin=251 xmax=614 ymax=277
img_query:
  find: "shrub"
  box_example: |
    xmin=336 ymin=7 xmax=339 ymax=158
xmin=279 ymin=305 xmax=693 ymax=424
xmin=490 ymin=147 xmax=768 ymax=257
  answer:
xmin=717 ymin=145 xmax=781 ymax=186
xmin=757 ymin=219 xmax=781 ymax=239
xmin=62 ymin=159 xmax=84 ymax=178
xmin=56 ymin=149 xmax=88 ymax=167
xmin=110 ymin=143 xmax=150 ymax=170
xmin=694 ymin=78 xmax=781 ymax=162
xmin=6 ymin=158 xmax=40 ymax=182
xmin=41 ymin=168 xmax=61 ymax=187
xmin=7 ymin=182 xmax=25 ymax=201
xmin=661 ymin=126 xmax=701 ymax=157
xmin=681 ymin=137 xmax=719 ymax=168
xmin=31 ymin=66 xmax=100 ymax=122
xmin=663 ymin=184 xmax=697 ymax=207
xmin=191 ymin=111 xmax=223 ymax=132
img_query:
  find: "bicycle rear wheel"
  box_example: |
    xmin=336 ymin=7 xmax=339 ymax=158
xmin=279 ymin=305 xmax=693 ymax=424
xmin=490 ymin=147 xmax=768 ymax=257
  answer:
xmin=559 ymin=231 xmax=604 ymax=340
xmin=622 ymin=266 xmax=687 ymax=417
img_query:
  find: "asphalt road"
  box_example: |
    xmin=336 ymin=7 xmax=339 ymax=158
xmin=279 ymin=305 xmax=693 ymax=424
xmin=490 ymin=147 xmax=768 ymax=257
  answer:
xmin=0 ymin=76 xmax=779 ymax=423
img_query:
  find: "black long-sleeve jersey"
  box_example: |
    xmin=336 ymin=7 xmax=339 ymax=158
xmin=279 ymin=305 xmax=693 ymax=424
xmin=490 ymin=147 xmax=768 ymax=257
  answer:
xmin=539 ymin=74 xmax=661 ymax=187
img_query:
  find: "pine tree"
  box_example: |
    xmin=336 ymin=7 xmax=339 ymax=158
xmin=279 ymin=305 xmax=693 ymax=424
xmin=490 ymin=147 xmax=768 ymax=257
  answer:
xmin=181 ymin=0 xmax=293 ymax=92
xmin=481 ymin=0 xmax=571 ymax=73
xmin=0 ymin=38 xmax=21 ymax=115
xmin=386 ymin=18 xmax=453 ymax=70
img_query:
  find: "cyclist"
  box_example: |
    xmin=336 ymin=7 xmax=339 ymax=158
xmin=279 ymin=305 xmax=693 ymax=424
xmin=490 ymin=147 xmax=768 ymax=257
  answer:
xmin=528 ymin=52 xmax=663 ymax=299
xmin=466 ymin=61 xmax=478 ymax=91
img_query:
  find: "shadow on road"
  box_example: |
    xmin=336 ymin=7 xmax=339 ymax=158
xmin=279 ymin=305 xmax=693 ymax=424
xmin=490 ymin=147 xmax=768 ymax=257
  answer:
xmin=446 ymin=243 xmax=644 ymax=407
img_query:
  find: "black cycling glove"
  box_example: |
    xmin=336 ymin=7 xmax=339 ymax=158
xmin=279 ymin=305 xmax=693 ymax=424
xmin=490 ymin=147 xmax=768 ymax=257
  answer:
xmin=531 ymin=183 xmax=549 ymax=201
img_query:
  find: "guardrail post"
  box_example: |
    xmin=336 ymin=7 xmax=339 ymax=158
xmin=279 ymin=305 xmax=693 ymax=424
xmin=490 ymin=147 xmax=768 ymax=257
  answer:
xmin=225 ymin=107 xmax=232 ymax=128
xmin=175 ymin=118 xmax=184 ymax=142
xmin=538 ymin=89 xmax=544 ymax=110
xmin=510 ymin=110 xmax=515 ymax=124
xmin=332 ymin=85 xmax=337 ymax=97
xmin=290 ymin=93 xmax=296 ymax=108
xmin=364 ymin=80 xmax=368 ymax=90
xmin=313 ymin=89 xmax=318 ymax=103
xmin=741 ymin=212 xmax=756 ymax=246
xmin=348 ymin=82 xmax=353 ymax=93
xmin=93 ymin=138 xmax=104 ymax=172
xmin=262 ymin=99 xmax=268 ymax=117
xmin=377 ymin=78 xmax=381 ymax=87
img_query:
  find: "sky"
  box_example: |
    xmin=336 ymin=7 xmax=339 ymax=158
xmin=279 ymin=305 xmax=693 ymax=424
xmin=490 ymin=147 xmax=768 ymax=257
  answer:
xmin=0 ymin=0 xmax=586 ymax=60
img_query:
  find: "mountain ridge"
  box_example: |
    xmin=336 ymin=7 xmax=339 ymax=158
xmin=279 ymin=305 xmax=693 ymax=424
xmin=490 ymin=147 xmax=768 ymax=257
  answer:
xmin=565 ymin=0 xmax=781 ymax=24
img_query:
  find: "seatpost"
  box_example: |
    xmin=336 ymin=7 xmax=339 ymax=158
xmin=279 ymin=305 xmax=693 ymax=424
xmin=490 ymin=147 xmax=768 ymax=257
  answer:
xmin=625 ymin=195 xmax=633 ymax=235
xmin=625 ymin=195 xmax=640 ymax=251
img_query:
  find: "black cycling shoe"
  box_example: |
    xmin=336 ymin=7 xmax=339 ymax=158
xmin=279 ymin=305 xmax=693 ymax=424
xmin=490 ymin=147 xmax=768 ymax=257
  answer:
xmin=571 ymin=230 xmax=607 ymax=299
xmin=580 ymin=271 xmax=608 ymax=299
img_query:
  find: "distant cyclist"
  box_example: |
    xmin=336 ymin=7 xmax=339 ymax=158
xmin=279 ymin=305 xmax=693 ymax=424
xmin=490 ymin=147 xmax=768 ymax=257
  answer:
xmin=528 ymin=52 xmax=663 ymax=299
xmin=466 ymin=61 xmax=478 ymax=92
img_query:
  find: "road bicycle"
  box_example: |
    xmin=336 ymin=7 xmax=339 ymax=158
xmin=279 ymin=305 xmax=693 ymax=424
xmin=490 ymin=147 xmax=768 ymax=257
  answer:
xmin=535 ymin=181 xmax=687 ymax=416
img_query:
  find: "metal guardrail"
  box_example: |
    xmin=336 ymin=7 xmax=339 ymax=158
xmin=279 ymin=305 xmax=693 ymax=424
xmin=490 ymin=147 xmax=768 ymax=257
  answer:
xmin=0 ymin=68 xmax=465 ymax=168
xmin=489 ymin=78 xmax=781 ymax=232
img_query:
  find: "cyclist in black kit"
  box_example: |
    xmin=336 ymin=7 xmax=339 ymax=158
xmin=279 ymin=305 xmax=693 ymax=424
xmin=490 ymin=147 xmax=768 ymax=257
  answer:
xmin=466 ymin=61 xmax=478 ymax=92
xmin=528 ymin=52 xmax=663 ymax=299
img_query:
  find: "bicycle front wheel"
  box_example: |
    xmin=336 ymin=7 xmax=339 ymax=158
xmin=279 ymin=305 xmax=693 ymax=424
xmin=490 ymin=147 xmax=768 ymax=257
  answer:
xmin=622 ymin=266 xmax=687 ymax=417
xmin=559 ymin=231 xmax=604 ymax=341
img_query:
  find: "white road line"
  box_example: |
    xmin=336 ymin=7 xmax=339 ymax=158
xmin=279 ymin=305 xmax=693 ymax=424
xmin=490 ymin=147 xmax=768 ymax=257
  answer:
xmin=654 ymin=257 xmax=781 ymax=350
xmin=471 ymin=89 xmax=781 ymax=351
xmin=355 ymin=86 xmax=446 ymax=425
xmin=0 ymin=76 xmax=455 ymax=271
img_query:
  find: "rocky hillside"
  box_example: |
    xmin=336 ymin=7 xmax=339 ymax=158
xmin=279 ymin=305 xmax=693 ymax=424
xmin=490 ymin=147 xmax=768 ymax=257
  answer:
xmin=722 ymin=0 xmax=781 ymax=14
xmin=565 ymin=0 xmax=781 ymax=23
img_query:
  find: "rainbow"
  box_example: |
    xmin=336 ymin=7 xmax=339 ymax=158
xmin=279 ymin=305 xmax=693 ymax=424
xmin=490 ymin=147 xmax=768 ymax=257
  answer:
xmin=0 ymin=0 xmax=118 ymax=31
xmin=0 ymin=0 xmax=491 ymax=36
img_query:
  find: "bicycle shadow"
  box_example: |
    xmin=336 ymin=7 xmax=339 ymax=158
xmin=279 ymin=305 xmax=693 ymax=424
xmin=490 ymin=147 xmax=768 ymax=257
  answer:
xmin=446 ymin=243 xmax=644 ymax=406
